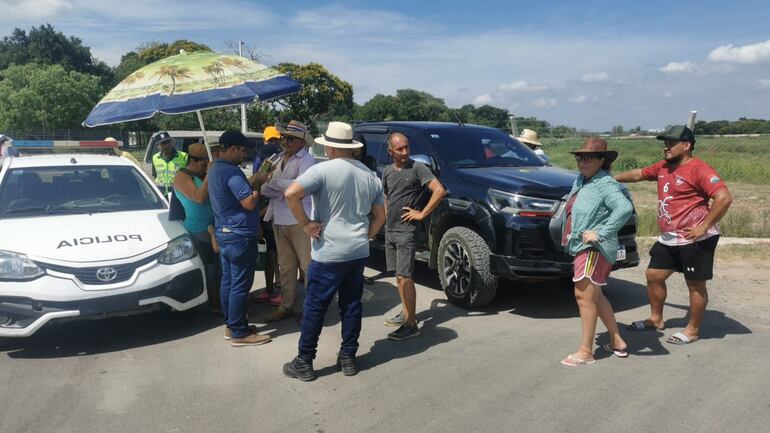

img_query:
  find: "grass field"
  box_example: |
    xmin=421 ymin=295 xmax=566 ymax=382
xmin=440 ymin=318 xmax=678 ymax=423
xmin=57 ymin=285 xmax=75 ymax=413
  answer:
xmin=546 ymin=135 xmax=770 ymax=185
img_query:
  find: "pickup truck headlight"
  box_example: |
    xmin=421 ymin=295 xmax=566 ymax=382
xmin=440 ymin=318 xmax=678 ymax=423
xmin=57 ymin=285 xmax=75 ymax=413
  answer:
xmin=0 ymin=250 xmax=45 ymax=280
xmin=158 ymin=234 xmax=197 ymax=265
xmin=487 ymin=189 xmax=560 ymax=217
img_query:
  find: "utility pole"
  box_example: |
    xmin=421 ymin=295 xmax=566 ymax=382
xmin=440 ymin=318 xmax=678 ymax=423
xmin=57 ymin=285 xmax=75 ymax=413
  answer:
xmin=239 ymin=40 xmax=248 ymax=132
xmin=687 ymin=110 xmax=697 ymax=131
xmin=509 ymin=115 xmax=518 ymax=136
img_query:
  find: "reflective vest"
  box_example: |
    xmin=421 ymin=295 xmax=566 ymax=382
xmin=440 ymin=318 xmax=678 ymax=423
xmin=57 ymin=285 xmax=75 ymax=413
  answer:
xmin=152 ymin=150 xmax=188 ymax=192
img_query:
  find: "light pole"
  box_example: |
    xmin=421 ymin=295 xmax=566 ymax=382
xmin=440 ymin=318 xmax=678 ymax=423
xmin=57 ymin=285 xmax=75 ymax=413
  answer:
xmin=239 ymin=40 xmax=248 ymax=132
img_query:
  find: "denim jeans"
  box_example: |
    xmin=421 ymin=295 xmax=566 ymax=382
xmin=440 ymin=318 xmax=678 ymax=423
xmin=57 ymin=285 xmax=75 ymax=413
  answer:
xmin=215 ymin=231 xmax=257 ymax=338
xmin=298 ymin=258 xmax=367 ymax=360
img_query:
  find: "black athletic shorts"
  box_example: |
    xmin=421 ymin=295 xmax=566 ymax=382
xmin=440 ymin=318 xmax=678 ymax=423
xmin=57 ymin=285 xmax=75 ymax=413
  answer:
xmin=385 ymin=230 xmax=416 ymax=278
xmin=648 ymin=235 xmax=719 ymax=281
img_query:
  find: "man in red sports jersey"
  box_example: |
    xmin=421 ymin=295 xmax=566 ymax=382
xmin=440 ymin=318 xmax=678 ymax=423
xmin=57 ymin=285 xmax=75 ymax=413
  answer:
xmin=615 ymin=125 xmax=732 ymax=345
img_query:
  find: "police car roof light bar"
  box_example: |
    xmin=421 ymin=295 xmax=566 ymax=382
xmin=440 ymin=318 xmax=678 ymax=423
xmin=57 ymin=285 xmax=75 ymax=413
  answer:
xmin=11 ymin=140 xmax=122 ymax=149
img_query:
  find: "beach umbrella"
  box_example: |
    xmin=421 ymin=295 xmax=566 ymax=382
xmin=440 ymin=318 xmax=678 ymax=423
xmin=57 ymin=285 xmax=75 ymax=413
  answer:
xmin=83 ymin=50 xmax=301 ymax=158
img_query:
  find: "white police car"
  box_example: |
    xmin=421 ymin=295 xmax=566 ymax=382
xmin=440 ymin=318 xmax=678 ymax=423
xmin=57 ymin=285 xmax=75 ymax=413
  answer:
xmin=0 ymin=141 xmax=207 ymax=337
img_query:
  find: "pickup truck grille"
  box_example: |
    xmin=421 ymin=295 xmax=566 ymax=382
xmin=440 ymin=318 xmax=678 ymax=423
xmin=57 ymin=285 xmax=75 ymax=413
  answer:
xmin=36 ymin=252 xmax=162 ymax=285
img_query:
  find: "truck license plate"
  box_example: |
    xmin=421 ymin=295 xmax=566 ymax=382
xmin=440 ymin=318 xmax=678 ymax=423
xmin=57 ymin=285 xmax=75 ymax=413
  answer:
xmin=617 ymin=245 xmax=627 ymax=261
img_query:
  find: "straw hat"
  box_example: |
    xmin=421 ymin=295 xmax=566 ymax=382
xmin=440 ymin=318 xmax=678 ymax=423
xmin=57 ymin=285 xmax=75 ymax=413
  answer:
xmin=314 ymin=122 xmax=363 ymax=149
xmin=187 ymin=143 xmax=209 ymax=159
xmin=570 ymin=137 xmax=618 ymax=163
xmin=278 ymin=120 xmax=314 ymax=146
xmin=517 ymin=129 xmax=542 ymax=147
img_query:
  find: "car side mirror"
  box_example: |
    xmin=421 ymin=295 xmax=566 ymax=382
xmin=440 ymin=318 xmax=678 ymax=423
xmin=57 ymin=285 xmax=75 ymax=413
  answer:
xmin=411 ymin=154 xmax=438 ymax=174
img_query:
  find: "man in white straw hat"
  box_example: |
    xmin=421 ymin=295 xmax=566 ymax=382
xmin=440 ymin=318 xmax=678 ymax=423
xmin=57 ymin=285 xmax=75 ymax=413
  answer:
xmin=282 ymin=121 xmax=386 ymax=381
xmin=517 ymin=128 xmax=549 ymax=162
xmin=258 ymin=120 xmax=316 ymax=322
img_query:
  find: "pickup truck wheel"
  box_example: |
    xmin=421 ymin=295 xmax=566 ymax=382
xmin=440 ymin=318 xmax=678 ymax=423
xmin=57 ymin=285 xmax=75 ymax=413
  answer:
xmin=438 ymin=227 xmax=498 ymax=308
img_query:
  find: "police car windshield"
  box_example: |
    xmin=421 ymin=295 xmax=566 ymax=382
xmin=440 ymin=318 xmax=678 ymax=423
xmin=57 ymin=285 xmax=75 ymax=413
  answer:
xmin=0 ymin=165 xmax=165 ymax=218
xmin=428 ymin=128 xmax=544 ymax=168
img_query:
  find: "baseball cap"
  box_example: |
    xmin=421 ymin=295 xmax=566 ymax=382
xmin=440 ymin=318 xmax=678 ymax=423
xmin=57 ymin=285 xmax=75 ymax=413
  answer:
xmin=263 ymin=126 xmax=281 ymax=142
xmin=656 ymin=125 xmax=695 ymax=144
xmin=155 ymin=131 xmax=173 ymax=145
xmin=218 ymin=129 xmax=251 ymax=149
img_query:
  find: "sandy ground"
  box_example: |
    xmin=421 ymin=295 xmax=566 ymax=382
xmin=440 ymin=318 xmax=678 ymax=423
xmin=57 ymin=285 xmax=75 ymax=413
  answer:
xmin=1 ymin=245 xmax=768 ymax=433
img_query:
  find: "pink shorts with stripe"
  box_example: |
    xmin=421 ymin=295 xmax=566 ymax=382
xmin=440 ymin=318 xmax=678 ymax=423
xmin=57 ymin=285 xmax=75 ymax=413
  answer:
xmin=573 ymin=249 xmax=612 ymax=286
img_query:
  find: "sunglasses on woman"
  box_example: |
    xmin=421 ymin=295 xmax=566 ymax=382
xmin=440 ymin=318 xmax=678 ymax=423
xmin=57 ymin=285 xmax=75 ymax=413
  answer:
xmin=574 ymin=153 xmax=600 ymax=162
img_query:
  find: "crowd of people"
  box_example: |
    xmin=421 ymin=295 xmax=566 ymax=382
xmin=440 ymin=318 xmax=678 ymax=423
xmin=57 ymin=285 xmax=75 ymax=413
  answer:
xmin=147 ymin=120 xmax=731 ymax=377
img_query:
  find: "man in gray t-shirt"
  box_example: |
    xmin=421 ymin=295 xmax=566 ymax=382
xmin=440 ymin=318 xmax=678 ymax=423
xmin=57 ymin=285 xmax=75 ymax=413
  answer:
xmin=382 ymin=132 xmax=446 ymax=341
xmin=282 ymin=122 xmax=386 ymax=381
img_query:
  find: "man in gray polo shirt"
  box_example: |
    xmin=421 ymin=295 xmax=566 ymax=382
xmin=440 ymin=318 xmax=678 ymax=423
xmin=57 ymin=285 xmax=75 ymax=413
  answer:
xmin=282 ymin=122 xmax=386 ymax=381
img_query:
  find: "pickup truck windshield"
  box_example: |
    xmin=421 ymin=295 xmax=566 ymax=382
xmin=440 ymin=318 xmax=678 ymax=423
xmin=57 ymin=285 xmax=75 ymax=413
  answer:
xmin=0 ymin=165 xmax=165 ymax=218
xmin=428 ymin=129 xmax=545 ymax=168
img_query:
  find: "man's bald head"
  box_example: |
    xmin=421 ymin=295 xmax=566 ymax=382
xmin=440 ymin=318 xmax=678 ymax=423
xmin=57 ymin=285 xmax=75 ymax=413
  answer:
xmin=387 ymin=132 xmax=409 ymax=150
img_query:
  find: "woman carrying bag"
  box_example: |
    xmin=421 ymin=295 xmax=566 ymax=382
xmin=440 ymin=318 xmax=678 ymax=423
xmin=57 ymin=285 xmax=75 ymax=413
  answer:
xmin=561 ymin=137 xmax=633 ymax=366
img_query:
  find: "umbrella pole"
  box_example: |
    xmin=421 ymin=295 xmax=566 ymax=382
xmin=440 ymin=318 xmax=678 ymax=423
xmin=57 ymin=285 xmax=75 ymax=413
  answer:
xmin=196 ymin=110 xmax=214 ymax=160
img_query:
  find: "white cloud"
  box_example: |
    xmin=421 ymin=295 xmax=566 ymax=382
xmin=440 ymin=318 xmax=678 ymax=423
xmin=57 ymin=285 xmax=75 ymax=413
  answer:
xmin=708 ymin=39 xmax=770 ymax=64
xmin=580 ymin=72 xmax=609 ymax=82
xmin=473 ymin=94 xmax=493 ymax=105
xmin=498 ymin=80 xmax=549 ymax=92
xmin=663 ymin=92 xmax=672 ymax=98
xmin=532 ymin=97 xmax=558 ymax=108
xmin=660 ymin=61 xmax=697 ymax=74
xmin=759 ymin=79 xmax=770 ymax=89
xmin=0 ymin=0 xmax=73 ymax=19
xmin=568 ymin=95 xmax=587 ymax=103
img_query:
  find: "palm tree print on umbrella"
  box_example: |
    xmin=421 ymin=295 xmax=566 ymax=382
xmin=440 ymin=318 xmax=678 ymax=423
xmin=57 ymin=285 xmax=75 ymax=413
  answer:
xmin=151 ymin=66 xmax=192 ymax=96
xmin=203 ymin=61 xmax=226 ymax=86
xmin=218 ymin=56 xmax=251 ymax=72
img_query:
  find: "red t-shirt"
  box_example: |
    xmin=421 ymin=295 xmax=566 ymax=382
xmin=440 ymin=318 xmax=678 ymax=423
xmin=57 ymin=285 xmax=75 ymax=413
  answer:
xmin=641 ymin=157 xmax=728 ymax=245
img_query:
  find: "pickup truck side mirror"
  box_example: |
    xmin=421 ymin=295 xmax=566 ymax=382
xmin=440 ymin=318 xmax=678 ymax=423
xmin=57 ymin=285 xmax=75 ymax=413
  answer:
xmin=411 ymin=154 xmax=438 ymax=175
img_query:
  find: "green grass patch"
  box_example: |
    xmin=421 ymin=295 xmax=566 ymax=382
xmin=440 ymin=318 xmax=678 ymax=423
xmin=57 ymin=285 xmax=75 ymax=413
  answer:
xmin=546 ymin=136 xmax=770 ymax=184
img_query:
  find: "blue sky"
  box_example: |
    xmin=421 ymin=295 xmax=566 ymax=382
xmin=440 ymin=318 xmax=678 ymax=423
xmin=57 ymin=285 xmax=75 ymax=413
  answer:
xmin=3 ymin=0 xmax=770 ymax=130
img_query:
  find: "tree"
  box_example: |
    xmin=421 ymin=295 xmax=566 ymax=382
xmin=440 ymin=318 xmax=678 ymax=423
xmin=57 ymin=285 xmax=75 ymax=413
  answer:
xmin=273 ymin=63 xmax=353 ymax=131
xmin=0 ymin=63 xmax=106 ymax=130
xmin=0 ymin=24 xmax=112 ymax=83
xmin=357 ymin=94 xmax=400 ymax=121
xmin=472 ymin=105 xmax=510 ymax=129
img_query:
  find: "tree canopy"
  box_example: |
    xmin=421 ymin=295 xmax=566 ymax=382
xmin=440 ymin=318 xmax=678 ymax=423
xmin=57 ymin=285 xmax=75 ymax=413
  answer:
xmin=0 ymin=24 xmax=112 ymax=83
xmin=0 ymin=63 xmax=106 ymax=130
xmin=273 ymin=62 xmax=354 ymax=131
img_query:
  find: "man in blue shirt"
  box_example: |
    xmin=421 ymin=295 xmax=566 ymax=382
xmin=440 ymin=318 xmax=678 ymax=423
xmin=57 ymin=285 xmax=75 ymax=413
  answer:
xmin=282 ymin=122 xmax=386 ymax=381
xmin=207 ymin=129 xmax=271 ymax=347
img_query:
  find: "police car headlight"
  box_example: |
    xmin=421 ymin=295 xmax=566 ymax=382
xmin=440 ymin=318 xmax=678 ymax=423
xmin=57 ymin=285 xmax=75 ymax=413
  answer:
xmin=158 ymin=234 xmax=197 ymax=265
xmin=0 ymin=250 xmax=44 ymax=280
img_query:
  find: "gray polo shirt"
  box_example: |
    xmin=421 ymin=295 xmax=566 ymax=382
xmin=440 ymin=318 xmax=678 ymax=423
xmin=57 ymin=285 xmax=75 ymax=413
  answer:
xmin=296 ymin=158 xmax=384 ymax=263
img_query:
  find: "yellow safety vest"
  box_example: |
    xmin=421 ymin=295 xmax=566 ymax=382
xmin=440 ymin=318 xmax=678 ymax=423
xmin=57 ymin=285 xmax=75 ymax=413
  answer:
xmin=152 ymin=150 xmax=188 ymax=193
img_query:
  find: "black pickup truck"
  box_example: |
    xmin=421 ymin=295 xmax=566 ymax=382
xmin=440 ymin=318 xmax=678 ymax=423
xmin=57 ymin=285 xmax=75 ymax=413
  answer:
xmin=353 ymin=121 xmax=639 ymax=308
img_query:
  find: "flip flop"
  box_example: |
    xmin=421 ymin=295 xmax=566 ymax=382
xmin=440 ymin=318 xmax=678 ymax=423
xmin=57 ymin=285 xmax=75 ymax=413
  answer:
xmin=625 ymin=320 xmax=664 ymax=331
xmin=602 ymin=344 xmax=629 ymax=358
xmin=666 ymin=332 xmax=699 ymax=345
xmin=560 ymin=354 xmax=596 ymax=367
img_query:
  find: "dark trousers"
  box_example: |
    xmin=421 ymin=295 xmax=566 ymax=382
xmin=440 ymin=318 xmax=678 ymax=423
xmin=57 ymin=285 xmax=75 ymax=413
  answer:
xmin=298 ymin=258 xmax=367 ymax=360
xmin=216 ymin=231 xmax=257 ymax=338
xmin=192 ymin=231 xmax=220 ymax=308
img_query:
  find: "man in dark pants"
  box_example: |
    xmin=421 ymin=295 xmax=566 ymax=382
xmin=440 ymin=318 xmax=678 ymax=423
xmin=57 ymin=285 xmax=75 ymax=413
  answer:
xmin=282 ymin=122 xmax=386 ymax=381
xmin=615 ymin=125 xmax=732 ymax=345
xmin=207 ymin=129 xmax=271 ymax=347
xmin=382 ymin=132 xmax=446 ymax=340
